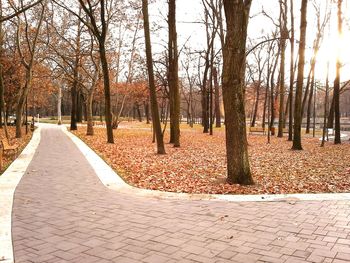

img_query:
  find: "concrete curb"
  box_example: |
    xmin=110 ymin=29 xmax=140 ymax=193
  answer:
xmin=63 ymin=127 xmax=350 ymax=203
xmin=0 ymin=126 xmax=41 ymax=263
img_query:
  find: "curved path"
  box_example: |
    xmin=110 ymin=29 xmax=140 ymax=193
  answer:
xmin=12 ymin=125 xmax=350 ymax=263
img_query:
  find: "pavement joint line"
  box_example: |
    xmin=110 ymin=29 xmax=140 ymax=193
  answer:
xmin=62 ymin=125 xmax=350 ymax=203
xmin=0 ymin=125 xmax=41 ymax=263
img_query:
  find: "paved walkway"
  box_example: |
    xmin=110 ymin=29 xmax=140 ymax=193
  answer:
xmin=12 ymin=126 xmax=350 ymax=263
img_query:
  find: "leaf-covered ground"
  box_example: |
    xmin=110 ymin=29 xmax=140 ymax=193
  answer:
xmin=0 ymin=127 xmax=33 ymax=174
xmin=73 ymin=123 xmax=350 ymax=195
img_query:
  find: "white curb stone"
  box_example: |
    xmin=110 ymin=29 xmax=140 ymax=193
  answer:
xmin=0 ymin=126 xmax=41 ymax=263
xmin=63 ymin=126 xmax=350 ymax=203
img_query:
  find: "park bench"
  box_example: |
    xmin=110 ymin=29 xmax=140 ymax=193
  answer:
xmin=94 ymin=121 xmax=105 ymax=127
xmin=1 ymin=138 xmax=18 ymax=156
xmin=249 ymin=126 xmax=289 ymax=135
xmin=249 ymin=126 xmax=266 ymax=134
xmin=272 ymin=127 xmax=289 ymax=134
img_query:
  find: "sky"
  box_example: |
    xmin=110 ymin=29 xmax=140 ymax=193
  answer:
xmin=150 ymin=0 xmax=350 ymax=85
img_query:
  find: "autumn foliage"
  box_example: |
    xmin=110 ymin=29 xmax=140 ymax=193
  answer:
xmin=73 ymin=123 xmax=350 ymax=195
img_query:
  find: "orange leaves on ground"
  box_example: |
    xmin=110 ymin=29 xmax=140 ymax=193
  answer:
xmin=73 ymin=125 xmax=350 ymax=195
xmin=0 ymin=127 xmax=33 ymax=173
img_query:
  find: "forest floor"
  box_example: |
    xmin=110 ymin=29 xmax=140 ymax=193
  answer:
xmin=0 ymin=126 xmax=33 ymax=174
xmin=73 ymin=122 xmax=350 ymax=195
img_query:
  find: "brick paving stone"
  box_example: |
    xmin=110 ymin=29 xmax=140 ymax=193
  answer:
xmin=336 ymin=252 xmax=350 ymax=261
xmin=142 ymin=253 xmax=173 ymax=263
xmin=258 ymin=256 xmax=285 ymax=263
xmin=11 ymin=125 xmax=350 ymax=263
xmin=292 ymin=250 xmax=311 ymax=258
xmin=333 ymin=260 xmax=350 ymax=263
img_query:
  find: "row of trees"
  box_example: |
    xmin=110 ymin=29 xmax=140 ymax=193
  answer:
xmin=0 ymin=0 xmax=347 ymax=185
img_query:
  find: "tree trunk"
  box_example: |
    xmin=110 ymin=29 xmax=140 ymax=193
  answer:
xmin=334 ymin=0 xmax=342 ymax=144
xmin=321 ymin=62 xmax=330 ymax=147
xmin=16 ymin=70 xmax=32 ymax=138
xmin=251 ymin=83 xmax=260 ymax=127
xmin=99 ymin=42 xmax=114 ymax=143
xmin=222 ymin=0 xmax=253 ymax=185
xmin=83 ymin=99 xmax=88 ymax=122
xmin=209 ymin=64 xmax=214 ymax=135
xmin=278 ymin=0 xmax=288 ymax=138
xmin=201 ymin=84 xmax=209 ymax=133
xmin=262 ymin=86 xmax=268 ymax=129
xmin=86 ymin=92 xmax=94 ymax=136
xmin=58 ymin=86 xmax=62 ymax=125
xmin=70 ymin=15 xmax=81 ymax=131
xmin=0 ymin=64 xmax=8 ymax=139
xmin=288 ymin=0 xmax=295 ymax=141
xmin=136 ymin=103 xmax=142 ymax=122
xmin=0 ymin=1 xmax=2 ymax=129
xmin=70 ymin=76 xmax=78 ymax=130
xmin=168 ymin=0 xmax=180 ymax=147
xmin=292 ymin=0 xmax=308 ymax=150
xmin=76 ymin=90 xmax=83 ymax=123
xmin=144 ymin=100 xmax=150 ymax=124
xmin=142 ymin=0 xmax=165 ymax=154
xmin=327 ymin=95 xmax=334 ymax=128
xmin=213 ymin=67 xmax=221 ymax=127
xmin=283 ymin=91 xmax=290 ymax=128
xmin=306 ymin=73 xmax=315 ymax=133
xmin=269 ymin=51 xmax=280 ymax=135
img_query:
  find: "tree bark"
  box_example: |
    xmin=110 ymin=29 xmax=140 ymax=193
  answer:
xmin=278 ymin=0 xmax=288 ymax=138
xmin=213 ymin=67 xmax=221 ymax=127
xmin=321 ymin=62 xmax=330 ymax=147
xmin=144 ymin=100 xmax=150 ymax=124
xmin=306 ymin=73 xmax=315 ymax=133
xmin=70 ymin=77 xmax=78 ymax=130
xmin=334 ymin=0 xmax=342 ymax=144
xmin=0 ymin=65 xmax=8 ymax=139
xmin=288 ymin=0 xmax=295 ymax=141
xmin=270 ymin=53 xmax=280 ymax=135
xmin=16 ymin=70 xmax=32 ymax=138
xmin=99 ymin=43 xmax=114 ymax=143
xmin=327 ymin=95 xmax=334 ymax=128
xmin=142 ymin=0 xmax=165 ymax=154
xmin=292 ymin=0 xmax=308 ymax=150
xmin=70 ymin=9 xmax=81 ymax=131
xmin=136 ymin=103 xmax=142 ymax=122
xmin=0 ymin=8 xmax=2 ymax=129
xmin=58 ymin=86 xmax=62 ymax=125
xmin=168 ymin=0 xmax=180 ymax=147
xmin=222 ymin=0 xmax=253 ymax=185
xmin=251 ymin=82 xmax=260 ymax=127
xmin=76 ymin=90 xmax=83 ymax=123
xmin=86 ymin=92 xmax=94 ymax=136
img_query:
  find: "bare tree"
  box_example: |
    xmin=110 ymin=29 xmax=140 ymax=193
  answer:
xmin=142 ymin=0 xmax=165 ymax=154
xmin=13 ymin=1 xmax=45 ymax=138
xmin=54 ymin=0 xmax=116 ymax=143
xmin=0 ymin=0 xmax=43 ymax=22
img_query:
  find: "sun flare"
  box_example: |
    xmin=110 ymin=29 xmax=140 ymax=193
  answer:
xmin=315 ymin=6 xmax=350 ymax=83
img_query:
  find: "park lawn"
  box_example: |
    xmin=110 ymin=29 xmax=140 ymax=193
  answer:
xmin=73 ymin=124 xmax=350 ymax=195
xmin=0 ymin=127 xmax=33 ymax=174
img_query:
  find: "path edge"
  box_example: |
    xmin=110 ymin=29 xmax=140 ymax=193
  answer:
xmin=63 ymin=127 xmax=350 ymax=203
xmin=0 ymin=126 xmax=41 ymax=263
